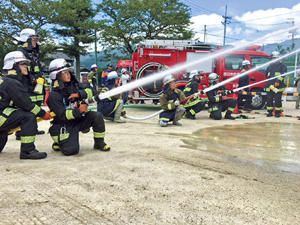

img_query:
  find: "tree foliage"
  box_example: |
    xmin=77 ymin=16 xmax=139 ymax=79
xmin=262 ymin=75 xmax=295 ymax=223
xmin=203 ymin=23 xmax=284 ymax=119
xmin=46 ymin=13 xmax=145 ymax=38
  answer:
xmin=97 ymin=0 xmax=193 ymax=59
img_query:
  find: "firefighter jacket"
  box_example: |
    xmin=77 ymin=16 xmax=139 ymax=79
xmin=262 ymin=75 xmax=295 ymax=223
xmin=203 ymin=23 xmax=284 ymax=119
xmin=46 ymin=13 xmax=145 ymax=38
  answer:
xmin=239 ymin=68 xmax=250 ymax=88
xmin=159 ymin=88 xmax=186 ymax=111
xmin=0 ymin=74 xmax=46 ymax=127
xmin=265 ymin=61 xmax=287 ymax=92
xmin=17 ymin=42 xmax=45 ymax=102
xmin=183 ymin=78 xmax=199 ymax=97
xmin=47 ymin=82 xmax=94 ymax=125
xmin=207 ymin=84 xmax=232 ymax=112
xmin=88 ymin=71 xmax=97 ymax=84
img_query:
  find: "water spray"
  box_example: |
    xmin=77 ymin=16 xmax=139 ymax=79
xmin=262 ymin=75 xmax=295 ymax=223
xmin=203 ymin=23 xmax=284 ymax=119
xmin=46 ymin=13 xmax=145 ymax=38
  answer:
xmin=84 ymin=25 xmax=300 ymax=104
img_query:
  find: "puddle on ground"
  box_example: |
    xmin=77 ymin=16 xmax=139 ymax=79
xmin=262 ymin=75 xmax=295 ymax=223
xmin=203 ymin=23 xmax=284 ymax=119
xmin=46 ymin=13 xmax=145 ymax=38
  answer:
xmin=170 ymin=123 xmax=300 ymax=173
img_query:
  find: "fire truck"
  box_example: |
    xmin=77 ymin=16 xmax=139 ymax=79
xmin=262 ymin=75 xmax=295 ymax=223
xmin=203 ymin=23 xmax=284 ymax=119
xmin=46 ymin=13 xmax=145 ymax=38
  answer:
xmin=116 ymin=40 xmax=271 ymax=109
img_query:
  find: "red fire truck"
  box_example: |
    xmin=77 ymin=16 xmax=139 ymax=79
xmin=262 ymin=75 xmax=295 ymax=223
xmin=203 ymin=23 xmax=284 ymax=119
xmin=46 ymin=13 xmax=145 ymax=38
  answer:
xmin=116 ymin=40 xmax=271 ymax=109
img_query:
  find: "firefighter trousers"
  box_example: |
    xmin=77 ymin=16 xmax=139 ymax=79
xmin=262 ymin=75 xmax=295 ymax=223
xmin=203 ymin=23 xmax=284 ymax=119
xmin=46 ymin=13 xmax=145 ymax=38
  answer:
xmin=49 ymin=111 xmax=106 ymax=156
xmin=0 ymin=109 xmax=37 ymax=153
xmin=266 ymin=91 xmax=283 ymax=111
xmin=209 ymin=98 xmax=237 ymax=120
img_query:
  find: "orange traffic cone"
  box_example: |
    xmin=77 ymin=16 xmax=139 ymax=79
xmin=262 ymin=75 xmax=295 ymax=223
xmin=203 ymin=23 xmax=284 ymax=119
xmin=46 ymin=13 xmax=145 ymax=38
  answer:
xmin=232 ymin=93 xmax=240 ymax=114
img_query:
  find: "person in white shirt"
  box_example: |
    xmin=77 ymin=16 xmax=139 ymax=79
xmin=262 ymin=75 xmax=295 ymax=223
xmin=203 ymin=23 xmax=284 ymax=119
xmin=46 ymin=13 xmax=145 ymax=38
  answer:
xmin=119 ymin=68 xmax=132 ymax=104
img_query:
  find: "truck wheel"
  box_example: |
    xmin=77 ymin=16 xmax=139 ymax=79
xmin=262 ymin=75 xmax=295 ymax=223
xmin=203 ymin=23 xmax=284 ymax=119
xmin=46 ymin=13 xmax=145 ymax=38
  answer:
xmin=250 ymin=88 xmax=266 ymax=110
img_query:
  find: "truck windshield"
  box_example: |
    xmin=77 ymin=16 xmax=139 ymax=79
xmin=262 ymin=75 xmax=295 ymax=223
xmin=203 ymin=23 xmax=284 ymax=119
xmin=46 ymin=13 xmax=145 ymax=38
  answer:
xmin=224 ymin=55 xmax=244 ymax=71
xmin=251 ymin=56 xmax=271 ymax=74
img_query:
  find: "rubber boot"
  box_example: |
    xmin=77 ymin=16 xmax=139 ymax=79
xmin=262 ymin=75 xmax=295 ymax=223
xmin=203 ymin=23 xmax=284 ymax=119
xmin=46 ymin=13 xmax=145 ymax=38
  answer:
xmin=275 ymin=110 xmax=281 ymax=118
xmin=114 ymin=101 xmax=126 ymax=123
xmin=224 ymin=111 xmax=235 ymax=120
xmin=94 ymin=138 xmax=111 ymax=151
xmin=266 ymin=110 xmax=273 ymax=117
xmin=173 ymin=107 xmax=186 ymax=126
xmin=52 ymin=143 xmax=61 ymax=151
xmin=185 ymin=111 xmax=196 ymax=120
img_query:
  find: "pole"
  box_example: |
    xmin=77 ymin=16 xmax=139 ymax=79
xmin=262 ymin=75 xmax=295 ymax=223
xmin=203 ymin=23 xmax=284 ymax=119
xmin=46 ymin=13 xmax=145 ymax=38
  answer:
xmin=221 ymin=6 xmax=231 ymax=46
xmin=204 ymin=25 xmax=207 ymax=44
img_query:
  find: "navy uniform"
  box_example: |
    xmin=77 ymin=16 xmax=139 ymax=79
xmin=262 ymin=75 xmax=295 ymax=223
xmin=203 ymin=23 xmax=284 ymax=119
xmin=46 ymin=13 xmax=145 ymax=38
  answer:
xmin=183 ymin=70 xmax=206 ymax=119
xmin=265 ymin=51 xmax=287 ymax=117
xmin=206 ymin=73 xmax=236 ymax=120
xmin=47 ymin=58 xmax=110 ymax=156
xmin=0 ymin=51 xmax=51 ymax=159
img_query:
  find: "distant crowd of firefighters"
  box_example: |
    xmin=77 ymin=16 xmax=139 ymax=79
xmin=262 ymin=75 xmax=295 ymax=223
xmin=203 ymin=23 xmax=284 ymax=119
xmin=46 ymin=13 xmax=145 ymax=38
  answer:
xmin=0 ymin=28 xmax=291 ymax=160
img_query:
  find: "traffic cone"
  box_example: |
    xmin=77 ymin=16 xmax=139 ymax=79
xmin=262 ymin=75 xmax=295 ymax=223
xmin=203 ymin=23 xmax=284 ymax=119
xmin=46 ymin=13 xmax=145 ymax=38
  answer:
xmin=232 ymin=93 xmax=240 ymax=114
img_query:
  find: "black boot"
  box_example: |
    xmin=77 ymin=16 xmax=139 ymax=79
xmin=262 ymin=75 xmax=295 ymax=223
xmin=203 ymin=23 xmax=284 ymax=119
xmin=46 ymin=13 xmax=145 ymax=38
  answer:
xmin=94 ymin=138 xmax=111 ymax=151
xmin=52 ymin=143 xmax=61 ymax=151
xmin=224 ymin=112 xmax=235 ymax=120
xmin=20 ymin=149 xmax=47 ymax=159
xmin=275 ymin=111 xmax=281 ymax=118
xmin=36 ymin=130 xmax=45 ymax=135
xmin=266 ymin=110 xmax=273 ymax=117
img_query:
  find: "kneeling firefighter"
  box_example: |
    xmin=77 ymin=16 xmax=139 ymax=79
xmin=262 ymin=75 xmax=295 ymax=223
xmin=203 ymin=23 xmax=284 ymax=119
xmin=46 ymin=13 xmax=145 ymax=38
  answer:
xmin=47 ymin=58 xmax=110 ymax=156
xmin=0 ymin=51 xmax=52 ymax=159
xmin=183 ymin=70 xmax=206 ymax=119
xmin=159 ymin=75 xmax=186 ymax=127
xmin=206 ymin=73 xmax=237 ymax=120
xmin=97 ymin=71 xmax=127 ymax=123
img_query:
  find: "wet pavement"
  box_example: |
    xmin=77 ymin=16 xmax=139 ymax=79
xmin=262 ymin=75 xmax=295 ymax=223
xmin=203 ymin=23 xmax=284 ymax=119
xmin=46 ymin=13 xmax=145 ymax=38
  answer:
xmin=175 ymin=122 xmax=300 ymax=173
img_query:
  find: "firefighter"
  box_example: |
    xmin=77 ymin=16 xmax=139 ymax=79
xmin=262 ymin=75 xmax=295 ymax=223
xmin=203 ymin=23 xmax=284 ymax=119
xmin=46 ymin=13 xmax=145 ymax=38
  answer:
xmin=97 ymin=71 xmax=127 ymax=123
xmin=183 ymin=70 xmax=206 ymax=119
xmin=238 ymin=60 xmax=252 ymax=111
xmin=88 ymin=64 xmax=98 ymax=91
xmin=101 ymin=63 xmax=113 ymax=87
xmin=17 ymin=28 xmax=45 ymax=135
xmin=207 ymin=73 xmax=236 ymax=120
xmin=0 ymin=51 xmax=52 ymax=159
xmin=46 ymin=58 xmax=110 ymax=155
xmin=265 ymin=51 xmax=287 ymax=117
xmin=159 ymin=75 xmax=186 ymax=127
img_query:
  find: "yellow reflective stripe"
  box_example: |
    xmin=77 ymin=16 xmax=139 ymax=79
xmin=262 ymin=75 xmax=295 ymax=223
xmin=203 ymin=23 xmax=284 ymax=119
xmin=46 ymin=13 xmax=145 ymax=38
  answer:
xmin=267 ymin=107 xmax=273 ymax=110
xmin=160 ymin=118 xmax=170 ymax=122
xmin=265 ymin=88 xmax=270 ymax=92
xmin=60 ymin=133 xmax=69 ymax=141
xmin=65 ymin=109 xmax=75 ymax=120
xmin=184 ymin=87 xmax=191 ymax=92
xmin=190 ymin=109 xmax=195 ymax=115
xmin=34 ymin=66 xmax=40 ymax=72
xmin=0 ymin=116 xmax=7 ymax=126
xmin=167 ymin=103 xmax=173 ymax=110
xmin=275 ymin=107 xmax=282 ymax=110
xmin=184 ymin=99 xmax=201 ymax=108
xmin=94 ymin=132 xmax=105 ymax=138
xmin=30 ymin=105 xmax=41 ymax=115
xmin=3 ymin=107 xmax=16 ymax=116
xmin=30 ymin=96 xmax=37 ymax=102
xmin=278 ymin=88 xmax=285 ymax=92
xmin=277 ymin=77 xmax=284 ymax=81
xmin=52 ymin=136 xmax=58 ymax=143
xmin=36 ymin=95 xmax=44 ymax=101
xmin=21 ymin=136 xmax=35 ymax=143
xmin=215 ymin=96 xmax=220 ymax=102
xmin=85 ymin=88 xmax=93 ymax=99
xmin=228 ymin=107 xmax=234 ymax=112
xmin=275 ymin=72 xmax=281 ymax=76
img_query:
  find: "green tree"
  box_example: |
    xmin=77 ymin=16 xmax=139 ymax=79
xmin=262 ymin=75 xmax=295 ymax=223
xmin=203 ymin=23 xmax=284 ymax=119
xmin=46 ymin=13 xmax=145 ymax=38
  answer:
xmin=97 ymin=0 xmax=193 ymax=60
xmin=51 ymin=0 xmax=99 ymax=79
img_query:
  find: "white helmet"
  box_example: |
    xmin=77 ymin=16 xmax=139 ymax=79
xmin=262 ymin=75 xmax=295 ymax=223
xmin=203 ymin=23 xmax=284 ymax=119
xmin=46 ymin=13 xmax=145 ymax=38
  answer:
xmin=121 ymin=68 xmax=127 ymax=74
xmin=3 ymin=51 xmax=31 ymax=70
xmin=242 ymin=60 xmax=251 ymax=66
xmin=49 ymin=58 xmax=71 ymax=80
xmin=107 ymin=71 xmax=118 ymax=80
xmin=189 ymin=70 xmax=200 ymax=79
xmin=209 ymin=73 xmax=220 ymax=84
xmin=91 ymin=64 xmax=97 ymax=69
xmin=163 ymin=74 xmax=175 ymax=85
xmin=271 ymin=51 xmax=280 ymax=58
xmin=20 ymin=28 xmax=39 ymax=42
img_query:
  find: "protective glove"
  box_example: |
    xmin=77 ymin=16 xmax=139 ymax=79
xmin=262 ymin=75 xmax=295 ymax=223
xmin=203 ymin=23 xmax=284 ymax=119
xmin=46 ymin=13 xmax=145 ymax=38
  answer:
xmin=42 ymin=111 xmax=52 ymax=120
xmin=222 ymin=96 xmax=228 ymax=101
xmin=79 ymin=104 xmax=88 ymax=114
xmin=270 ymin=85 xmax=279 ymax=93
xmin=68 ymin=92 xmax=80 ymax=100
xmin=274 ymin=82 xmax=280 ymax=87
xmin=192 ymin=92 xmax=199 ymax=99
xmin=217 ymin=90 xmax=224 ymax=95
xmin=174 ymin=99 xmax=180 ymax=106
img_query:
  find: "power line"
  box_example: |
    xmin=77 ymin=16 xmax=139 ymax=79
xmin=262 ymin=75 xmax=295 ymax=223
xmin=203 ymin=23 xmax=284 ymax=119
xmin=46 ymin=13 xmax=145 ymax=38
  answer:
xmin=180 ymin=0 xmax=216 ymax=15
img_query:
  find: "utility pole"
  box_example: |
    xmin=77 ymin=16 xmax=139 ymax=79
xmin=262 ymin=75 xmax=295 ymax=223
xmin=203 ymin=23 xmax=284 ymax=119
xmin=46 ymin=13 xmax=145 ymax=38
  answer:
xmin=221 ymin=5 xmax=231 ymax=46
xmin=204 ymin=25 xmax=207 ymax=44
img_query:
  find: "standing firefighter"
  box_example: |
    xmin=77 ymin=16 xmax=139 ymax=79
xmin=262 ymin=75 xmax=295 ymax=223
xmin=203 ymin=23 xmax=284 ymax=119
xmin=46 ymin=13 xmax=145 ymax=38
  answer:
xmin=183 ymin=70 xmax=206 ymax=119
xmin=265 ymin=51 xmax=287 ymax=117
xmin=17 ymin=28 xmax=45 ymax=135
xmin=97 ymin=71 xmax=127 ymax=123
xmin=88 ymin=64 xmax=98 ymax=91
xmin=47 ymin=58 xmax=110 ymax=156
xmin=159 ymin=75 xmax=186 ymax=127
xmin=206 ymin=73 xmax=237 ymax=120
xmin=0 ymin=51 xmax=52 ymax=159
xmin=238 ymin=60 xmax=252 ymax=111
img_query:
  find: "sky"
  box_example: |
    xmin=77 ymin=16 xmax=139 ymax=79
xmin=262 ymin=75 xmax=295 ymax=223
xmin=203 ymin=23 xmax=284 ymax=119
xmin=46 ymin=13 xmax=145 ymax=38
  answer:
xmin=181 ymin=0 xmax=300 ymax=46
